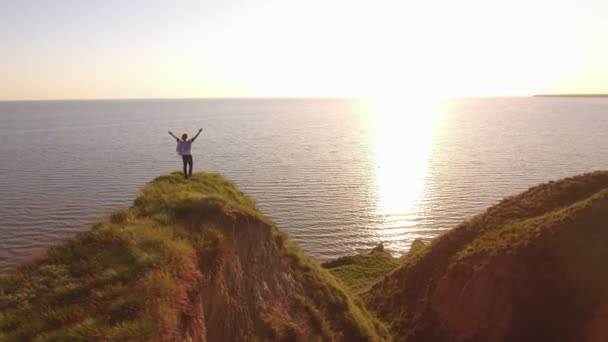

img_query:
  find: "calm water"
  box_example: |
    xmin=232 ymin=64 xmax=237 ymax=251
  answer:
xmin=1 ymin=97 xmax=607 ymax=271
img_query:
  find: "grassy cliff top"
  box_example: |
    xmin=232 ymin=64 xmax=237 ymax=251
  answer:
xmin=0 ymin=172 xmax=389 ymax=341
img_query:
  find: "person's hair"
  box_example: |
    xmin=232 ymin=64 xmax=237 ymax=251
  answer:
xmin=181 ymin=133 xmax=188 ymax=140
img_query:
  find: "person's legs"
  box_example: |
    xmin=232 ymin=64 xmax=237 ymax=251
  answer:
xmin=182 ymin=155 xmax=188 ymax=178
xmin=187 ymin=155 xmax=193 ymax=177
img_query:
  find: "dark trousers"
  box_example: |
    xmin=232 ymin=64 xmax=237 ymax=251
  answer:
xmin=182 ymin=155 xmax=193 ymax=178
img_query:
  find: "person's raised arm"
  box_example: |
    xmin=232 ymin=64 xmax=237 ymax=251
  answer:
xmin=168 ymin=131 xmax=179 ymax=141
xmin=190 ymin=128 xmax=203 ymax=142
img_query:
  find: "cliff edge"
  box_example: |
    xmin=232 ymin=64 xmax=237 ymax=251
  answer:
xmin=0 ymin=172 xmax=389 ymax=341
xmin=365 ymin=171 xmax=608 ymax=341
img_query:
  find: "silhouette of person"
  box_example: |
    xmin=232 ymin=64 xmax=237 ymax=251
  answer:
xmin=168 ymin=128 xmax=202 ymax=178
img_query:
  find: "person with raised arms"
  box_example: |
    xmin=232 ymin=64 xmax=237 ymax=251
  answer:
xmin=168 ymin=128 xmax=202 ymax=178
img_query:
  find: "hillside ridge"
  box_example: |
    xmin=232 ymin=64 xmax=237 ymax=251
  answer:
xmin=365 ymin=171 xmax=608 ymax=341
xmin=0 ymin=172 xmax=389 ymax=341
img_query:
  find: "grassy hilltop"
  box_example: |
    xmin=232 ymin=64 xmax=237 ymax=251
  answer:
xmin=0 ymin=172 xmax=389 ymax=341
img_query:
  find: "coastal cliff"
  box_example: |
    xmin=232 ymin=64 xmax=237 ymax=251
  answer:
xmin=0 ymin=172 xmax=389 ymax=341
xmin=365 ymin=171 xmax=608 ymax=341
xmin=1 ymin=171 xmax=607 ymax=341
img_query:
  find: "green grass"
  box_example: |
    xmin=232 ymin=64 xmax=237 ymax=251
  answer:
xmin=0 ymin=171 xmax=390 ymax=341
xmin=323 ymin=249 xmax=401 ymax=293
xmin=457 ymin=188 xmax=608 ymax=261
xmin=0 ymin=216 xmax=198 ymax=340
xmin=279 ymin=241 xmax=391 ymax=340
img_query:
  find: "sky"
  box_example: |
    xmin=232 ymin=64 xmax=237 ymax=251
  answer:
xmin=1 ymin=0 xmax=608 ymax=100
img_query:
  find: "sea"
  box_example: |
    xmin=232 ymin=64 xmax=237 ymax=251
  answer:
xmin=1 ymin=97 xmax=607 ymax=272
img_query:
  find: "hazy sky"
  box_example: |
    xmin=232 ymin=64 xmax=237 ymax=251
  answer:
xmin=1 ymin=0 xmax=608 ymax=100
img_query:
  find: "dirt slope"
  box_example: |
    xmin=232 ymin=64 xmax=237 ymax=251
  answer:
xmin=365 ymin=171 xmax=608 ymax=342
xmin=175 ymin=206 xmax=389 ymax=342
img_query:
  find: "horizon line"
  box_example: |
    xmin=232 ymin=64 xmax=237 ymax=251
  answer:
xmin=0 ymin=95 xmax=542 ymax=103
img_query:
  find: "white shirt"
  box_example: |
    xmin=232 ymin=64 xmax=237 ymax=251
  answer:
xmin=176 ymin=140 xmax=193 ymax=156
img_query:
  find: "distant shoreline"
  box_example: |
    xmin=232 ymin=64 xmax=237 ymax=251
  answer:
xmin=534 ymin=94 xmax=608 ymax=98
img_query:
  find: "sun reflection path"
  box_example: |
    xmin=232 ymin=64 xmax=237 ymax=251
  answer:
xmin=368 ymin=97 xmax=441 ymax=253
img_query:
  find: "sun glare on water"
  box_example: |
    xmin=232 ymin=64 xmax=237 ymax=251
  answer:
xmin=367 ymin=96 xmax=442 ymax=248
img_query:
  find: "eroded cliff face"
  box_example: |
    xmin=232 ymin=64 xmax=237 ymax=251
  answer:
xmin=176 ymin=208 xmax=389 ymax=342
xmin=0 ymin=173 xmax=389 ymax=341
xmin=365 ymin=171 xmax=608 ymax=342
